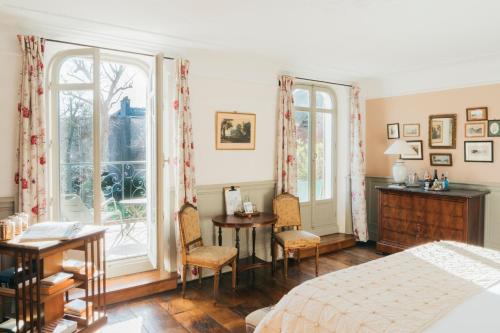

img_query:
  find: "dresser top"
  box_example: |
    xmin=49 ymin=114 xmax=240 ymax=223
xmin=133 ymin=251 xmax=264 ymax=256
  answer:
xmin=375 ymin=185 xmax=490 ymax=198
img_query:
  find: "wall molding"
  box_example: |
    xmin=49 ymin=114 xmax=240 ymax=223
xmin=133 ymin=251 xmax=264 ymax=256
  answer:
xmin=366 ymin=176 xmax=500 ymax=250
xmin=0 ymin=197 xmax=15 ymax=219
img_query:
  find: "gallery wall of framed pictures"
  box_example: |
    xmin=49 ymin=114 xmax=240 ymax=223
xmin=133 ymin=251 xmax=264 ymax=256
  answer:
xmin=385 ymin=104 xmax=498 ymax=168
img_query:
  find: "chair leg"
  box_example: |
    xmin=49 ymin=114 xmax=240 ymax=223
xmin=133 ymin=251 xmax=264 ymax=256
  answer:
xmin=284 ymin=248 xmax=289 ymax=280
xmin=182 ymin=265 xmax=187 ymax=298
xmin=272 ymin=241 xmax=278 ymax=275
xmin=213 ymin=270 xmax=220 ymax=304
xmin=231 ymin=258 xmax=237 ymax=290
xmin=198 ymin=267 xmax=203 ymax=286
xmin=315 ymin=245 xmax=320 ymax=277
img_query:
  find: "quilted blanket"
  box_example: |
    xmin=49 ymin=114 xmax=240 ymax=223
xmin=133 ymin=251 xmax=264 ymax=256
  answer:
xmin=255 ymin=241 xmax=500 ymax=333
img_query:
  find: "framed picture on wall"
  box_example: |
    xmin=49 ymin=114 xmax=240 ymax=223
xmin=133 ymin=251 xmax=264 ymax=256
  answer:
xmin=465 ymin=122 xmax=486 ymax=138
xmin=488 ymin=120 xmax=500 ymax=137
xmin=387 ymin=123 xmax=400 ymax=139
xmin=401 ymin=140 xmax=423 ymax=160
xmin=215 ymin=112 xmax=256 ymax=150
xmin=430 ymin=153 xmax=453 ymax=166
xmin=429 ymin=114 xmax=457 ymax=149
xmin=403 ymin=124 xmax=420 ymax=137
xmin=466 ymin=107 xmax=488 ymax=121
xmin=464 ymin=141 xmax=494 ymax=162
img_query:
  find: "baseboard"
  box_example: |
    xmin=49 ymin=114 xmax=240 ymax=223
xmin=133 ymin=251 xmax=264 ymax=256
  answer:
xmin=298 ymin=233 xmax=356 ymax=258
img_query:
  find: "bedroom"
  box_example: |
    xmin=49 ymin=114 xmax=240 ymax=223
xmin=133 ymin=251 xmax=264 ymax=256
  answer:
xmin=0 ymin=0 xmax=500 ymax=332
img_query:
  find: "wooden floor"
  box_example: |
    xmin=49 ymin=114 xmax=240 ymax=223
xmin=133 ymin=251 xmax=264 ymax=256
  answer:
xmin=97 ymin=242 xmax=382 ymax=333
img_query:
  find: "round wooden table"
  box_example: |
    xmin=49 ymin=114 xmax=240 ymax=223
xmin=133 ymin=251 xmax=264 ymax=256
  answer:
xmin=212 ymin=213 xmax=277 ymax=283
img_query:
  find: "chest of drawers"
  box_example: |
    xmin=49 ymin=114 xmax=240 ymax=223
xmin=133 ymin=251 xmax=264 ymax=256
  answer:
xmin=376 ymin=186 xmax=489 ymax=254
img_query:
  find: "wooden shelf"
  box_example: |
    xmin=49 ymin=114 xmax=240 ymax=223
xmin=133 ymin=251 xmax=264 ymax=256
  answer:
xmin=0 ymin=281 xmax=83 ymax=302
xmin=0 ymin=228 xmax=107 ymax=332
xmin=42 ymin=312 xmax=107 ymax=333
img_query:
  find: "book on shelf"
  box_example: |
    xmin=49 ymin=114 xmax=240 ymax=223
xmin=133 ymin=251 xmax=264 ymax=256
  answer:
xmin=0 ymin=318 xmax=24 ymax=333
xmin=64 ymin=299 xmax=93 ymax=317
xmin=53 ymin=318 xmax=77 ymax=333
xmin=62 ymin=259 xmax=93 ymax=275
xmin=41 ymin=272 xmax=73 ymax=286
xmin=40 ymin=278 xmax=75 ymax=295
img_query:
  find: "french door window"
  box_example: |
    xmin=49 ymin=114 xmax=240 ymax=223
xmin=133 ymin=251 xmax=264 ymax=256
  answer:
xmin=49 ymin=47 xmax=157 ymax=277
xmin=293 ymin=84 xmax=336 ymax=231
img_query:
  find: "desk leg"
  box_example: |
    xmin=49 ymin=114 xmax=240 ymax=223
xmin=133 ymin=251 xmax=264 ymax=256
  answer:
xmin=252 ymin=227 xmax=256 ymax=285
xmin=235 ymin=228 xmax=240 ymax=285
xmin=218 ymin=227 xmax=222 ymax=246
xmin=271 ymin=227 xmax=275 ymax=275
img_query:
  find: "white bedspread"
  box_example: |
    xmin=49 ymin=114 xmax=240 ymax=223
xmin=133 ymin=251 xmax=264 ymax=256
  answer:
xmin=255 ymin=241 xmax=500 ymax=333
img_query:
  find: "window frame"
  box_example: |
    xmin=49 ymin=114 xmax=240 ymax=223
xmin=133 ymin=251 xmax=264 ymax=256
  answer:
xmin=293 ymin=83 xmax=337 ymax=204
xmin=47 ymin=47 xmax=158 ymax=277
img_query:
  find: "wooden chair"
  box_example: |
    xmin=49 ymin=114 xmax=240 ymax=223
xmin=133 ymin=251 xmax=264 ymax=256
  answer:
xmin=178 ymin=203 xmax=237 ymax=303
xmin=273 ymin=193 xmax=320 ymax=279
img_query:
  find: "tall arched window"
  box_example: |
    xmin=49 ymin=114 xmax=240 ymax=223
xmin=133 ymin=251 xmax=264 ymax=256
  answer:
xmin=49 ymin=47 xmax=157 ymax=277
xmin=293 ymin=84 xmax=337 ymax=232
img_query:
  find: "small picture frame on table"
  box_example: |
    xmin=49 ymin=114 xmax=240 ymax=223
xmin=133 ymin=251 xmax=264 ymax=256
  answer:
xmin=387 ymin=123 xmax=400 ymax=139
xmin=466 ymin=107 xmax=488 ymax=121
xmin=243 ymin=202 xmax=254 ymax=214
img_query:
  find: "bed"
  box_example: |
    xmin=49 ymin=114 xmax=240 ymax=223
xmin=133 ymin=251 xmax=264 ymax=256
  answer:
xmin=248 ymin=241 xmax=500 ymax=333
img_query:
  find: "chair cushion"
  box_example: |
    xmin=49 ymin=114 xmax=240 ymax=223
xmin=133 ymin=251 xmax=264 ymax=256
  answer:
xmin=276 ymin=230 xmax=320 ymax=248
xmin=245 ymin=306 xmax=273 ymax=333
xmin=187 ymin=246 xmax=237 ymax=266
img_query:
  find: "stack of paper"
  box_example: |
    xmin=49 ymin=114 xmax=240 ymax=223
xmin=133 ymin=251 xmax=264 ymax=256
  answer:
xmin=53 ymin=319 xmax=77 ymax=333
xmin=0 ymin=318 xmax=23 ymax=332
xmin=63 ymin=259 xmax=92 ymax=275
xmin=41 ymin=272 xmax=73 ymax=286
xmin=64 ymin=299 xmax=93 ymax=317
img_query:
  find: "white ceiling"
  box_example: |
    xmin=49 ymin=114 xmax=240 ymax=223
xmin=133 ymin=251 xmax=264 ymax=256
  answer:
xmin=3 ymin=0 xmax=500 ymax=84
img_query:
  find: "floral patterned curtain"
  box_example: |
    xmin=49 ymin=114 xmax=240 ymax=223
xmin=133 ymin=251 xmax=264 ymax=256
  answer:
xmin=173 ymin=59 xmax=198 ymax=278
xmin=276 ymin=75 xmax=297 ymax=195
xmin=16 ymin=35 xmax=47 ymax=223
xmin=350 ymin=85 xmax=368 ymax=241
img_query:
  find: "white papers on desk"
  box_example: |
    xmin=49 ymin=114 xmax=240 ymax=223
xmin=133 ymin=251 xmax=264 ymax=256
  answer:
xmin=18 ymin=222 xmax=82 ymax=242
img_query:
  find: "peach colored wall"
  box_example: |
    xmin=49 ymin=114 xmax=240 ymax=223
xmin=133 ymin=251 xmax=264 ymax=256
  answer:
xmin=366 ymin=83 xmax=500 ymax=183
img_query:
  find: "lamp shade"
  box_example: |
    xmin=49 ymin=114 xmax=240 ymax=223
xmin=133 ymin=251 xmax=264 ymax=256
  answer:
xmin=384 ymin=140 xmax=417 ymax=156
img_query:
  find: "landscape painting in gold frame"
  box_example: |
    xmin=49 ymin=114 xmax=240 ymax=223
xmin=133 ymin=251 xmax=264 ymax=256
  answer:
xmin=215 ymin=112 xmax=256 ymax=150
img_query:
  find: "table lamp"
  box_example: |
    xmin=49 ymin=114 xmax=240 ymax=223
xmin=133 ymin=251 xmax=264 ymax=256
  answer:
xmin=384 ymin=140 xmax=417 ymax=184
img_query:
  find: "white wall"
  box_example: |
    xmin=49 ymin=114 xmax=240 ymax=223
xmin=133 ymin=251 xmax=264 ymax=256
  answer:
xmin=186 ymin=49 xmax=278 ymax=185
xmin=0 ymin=24 xmax=21 ymax=198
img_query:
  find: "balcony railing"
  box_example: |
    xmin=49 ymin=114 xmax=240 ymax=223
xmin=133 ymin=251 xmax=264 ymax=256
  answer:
xmin=60 ymin=160 xmax=147 ymax=210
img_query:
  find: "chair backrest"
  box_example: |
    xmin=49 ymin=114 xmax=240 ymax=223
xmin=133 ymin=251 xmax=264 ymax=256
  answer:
xmin=273 ymin=193 xmax=301 ymax=230
xmin=178 ymin=203 xmax=203 ymax=260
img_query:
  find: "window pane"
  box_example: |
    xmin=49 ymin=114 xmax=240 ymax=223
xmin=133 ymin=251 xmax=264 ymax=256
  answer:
xmin=293 ymin=88 xmax=310 ymax=108
xmin=100 ymin=59 xmax=150 ymax=261
xmin=315 ymin=112 xmax=333 ymax=200
xmin=316 ymin=91 xmax=333 ymax=109
xmin=295 ymin=111 xmax=310 ymax=202
xmin=59 ymin=90 xmax=94 ymax=223
xmin=59 ymin=56 xmax=93 ymax=84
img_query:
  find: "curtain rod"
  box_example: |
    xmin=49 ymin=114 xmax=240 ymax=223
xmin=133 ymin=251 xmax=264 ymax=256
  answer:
xmin=294 ymin=76 xmax=353 ymax=88
xmin=45 ymin=38 xmax=174 ymax=60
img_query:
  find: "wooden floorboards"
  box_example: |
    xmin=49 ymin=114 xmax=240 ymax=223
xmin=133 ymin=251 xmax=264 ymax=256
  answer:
xmin=98 ymin=242 xmax=382 ymax=333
